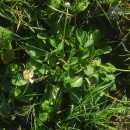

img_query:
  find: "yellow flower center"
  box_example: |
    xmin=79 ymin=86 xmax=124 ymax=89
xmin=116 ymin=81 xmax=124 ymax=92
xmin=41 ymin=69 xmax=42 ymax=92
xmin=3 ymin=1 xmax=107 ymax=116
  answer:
xmin=24 ymin=72 xmax=30 ymax=80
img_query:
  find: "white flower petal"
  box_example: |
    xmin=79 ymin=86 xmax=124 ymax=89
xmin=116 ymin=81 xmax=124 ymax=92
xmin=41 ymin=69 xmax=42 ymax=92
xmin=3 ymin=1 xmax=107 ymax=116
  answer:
xmin=29 ymin=79 xmax=34 ymax=84
xmin=30 ymin=70 xmax=34 ymax=78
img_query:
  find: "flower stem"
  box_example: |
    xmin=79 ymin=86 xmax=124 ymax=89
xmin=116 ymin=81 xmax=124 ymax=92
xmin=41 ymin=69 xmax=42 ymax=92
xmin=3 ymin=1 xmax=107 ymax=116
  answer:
xmin=62 ymin=7 xmax=69 ymax=57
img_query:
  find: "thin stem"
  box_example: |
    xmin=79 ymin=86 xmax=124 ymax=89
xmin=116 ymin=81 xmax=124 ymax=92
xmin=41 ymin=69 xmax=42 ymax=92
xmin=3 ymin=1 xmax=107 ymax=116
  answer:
xmin=97 ymin=64 xmax=130 ymax=72
xmin=62 ymin=7 xmax=69 ymax=57
xmin=103 ymin=92 xmax=130 ymax=103
xmin=46 ymin=3 xmax=72 ymax=16
xmin=20 ymin=82 xmax=29 ymax=96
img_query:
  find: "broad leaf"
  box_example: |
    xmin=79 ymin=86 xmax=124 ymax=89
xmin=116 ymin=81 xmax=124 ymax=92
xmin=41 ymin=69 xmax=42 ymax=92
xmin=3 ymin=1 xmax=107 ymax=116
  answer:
xmin=39 ymin=113 xmax=48 ymax=122
xmin=12 ymin=74 xmax=27 ymax=86
xmin=0 ymin=99 xmax=11 ymax=118
xmin=70 ymin=76 xmax=83 ymax=87
xmin=72 ymin=0 xmax=89 ymax=13
xmin=76 ymin=29 xmax=88 ymax=46
xmin=38 ymin=64 xmax=50 ymax=75
xmin=84 ymin=39 xmax=94 ymax=47
xmin=69 ymin=57 xmax=78 ymax=65
xmin=1 ymin=49 xmax=15 ymax=64
xmin=105 ymin=63 xmax=116 ymax=73
xmin=84 ymin=65 xmax=94 ymax=76
xmin=102 ymin=46 xmax=112 ymax=54
xmin=95 ymin=46 xmax=112 ymax=56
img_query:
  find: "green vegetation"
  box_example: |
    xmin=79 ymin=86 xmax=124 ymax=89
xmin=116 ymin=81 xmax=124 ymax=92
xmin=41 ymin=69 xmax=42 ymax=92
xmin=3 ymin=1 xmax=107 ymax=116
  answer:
xmin=0 ymin=0 xmax=130 ymax=129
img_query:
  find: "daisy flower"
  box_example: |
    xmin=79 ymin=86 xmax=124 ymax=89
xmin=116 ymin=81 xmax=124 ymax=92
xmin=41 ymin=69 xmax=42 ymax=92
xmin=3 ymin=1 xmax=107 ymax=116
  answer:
xmin=23 ymin=70 xmax=34 ymax=83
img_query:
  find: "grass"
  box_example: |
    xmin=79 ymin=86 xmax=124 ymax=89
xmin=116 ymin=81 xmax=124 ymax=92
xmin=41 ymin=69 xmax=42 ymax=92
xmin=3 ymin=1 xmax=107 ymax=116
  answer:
xmin=0 ymin=0 xmax=130 ymax=130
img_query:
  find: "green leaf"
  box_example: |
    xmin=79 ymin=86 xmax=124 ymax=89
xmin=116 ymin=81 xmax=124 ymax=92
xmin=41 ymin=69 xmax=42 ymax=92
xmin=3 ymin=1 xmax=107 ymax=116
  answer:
xmin=39 ymin=113 xmax=48 ymax=122
xmin=91 ymin=73 xmax=99 ymax=84
xmin=102 ymin=46 xmax=112 ymax=54
xmin=38 ymin=64 xmax=50 ymax=75
xmin=57 ymin=42 xmax=63 ymax=51
xmin=101 ymin=72 xmax=115 ymax=82
xmin=0 ymin=26 xmax=12 ymax=47
xmin=41 ymin=101 xmax=51 ymax=111
xmin=48 ymin=54 xmax=57 ymax=65
xmin=70 ymin=76 xmax=83 ymax=87
xmin=1 ymin=49 xmax=15 ymax=64
xmin=49 ymin=0 xmax=62 ymax=8
xmin=105 ymin=63 xmax=116 ymax=73
xmin=14 ymin=87 xmax=21 ymax=97
xmin=64 ymin=76 xmax=71 ymax=84
xmin=76 ymin=29 xmax=88 ymax=46
xmin=24 ymin=44 xmax=47 ymax=58
xmin=52 ymin=89 xmax=63 ymax=112
xmin=69 ymin=57 xmax=78 ymax=65
xmin=26 ymin=58 xmax=41 ymax=70
xmin=92 ymin=29 xmax=102 ymax=45
xmin=84 ymin=39 xmax=94 ymax=47
xmin=79 ymin=48 xmax=89 ymax=59
xmin=0 ymin=27 xmax=15 ymax=63
xmin=95 ymin=46 xmax=112 ymax=56
xmin=72 ymin=0 xmax=89 ymax=13
xmin=128 ymin=65 xmax=130 ymax=69
xmin=110 ymin=83 xmax=116 ymax=91
xmin=0 ymin=99 xmax=11 ymax=118
xmin=50 ymin=85 xmax=60 ymax=101
xmin=70 ymin=48 xmax=76 ymax=57
xmin=37 ymin=33 xmax=47 ymax=40
xmin=12 ymin=74 xmax=27 ymax=86
xmin=87 ymin=45 xmax=95 ymax=58
xmin=94 ymin=58 xmax=101 ymax=66
xmin=95 ymin=49 xmax=104 ymax=56
xmin=50 ymin=37 xmax=57 ymax=48
xmin=106 ymin=73 xmax=115 ymax=81
xmin=84 ymin=65 xmax=94 ymax=76
xmin=9 ymin=63 xmax=19 ymax=74
xmin=50 ymin=36 xmax=60 ymax=48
